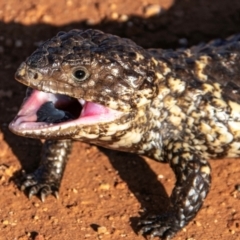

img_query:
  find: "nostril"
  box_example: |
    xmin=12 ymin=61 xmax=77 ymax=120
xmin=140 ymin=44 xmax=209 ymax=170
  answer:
xmin=34 ymin=73 xmax=38 ymax=79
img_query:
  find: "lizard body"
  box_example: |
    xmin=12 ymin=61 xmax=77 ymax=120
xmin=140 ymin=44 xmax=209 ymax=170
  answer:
xmin=9 ymin=29 xmax=240 ymax=239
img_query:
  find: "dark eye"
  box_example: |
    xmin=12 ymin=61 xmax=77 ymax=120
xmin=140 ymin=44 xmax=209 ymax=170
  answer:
xmin=74 ymin=70 xmax=85 ymax=79
xmin=72 ymin=67 xmax=89 ymax=81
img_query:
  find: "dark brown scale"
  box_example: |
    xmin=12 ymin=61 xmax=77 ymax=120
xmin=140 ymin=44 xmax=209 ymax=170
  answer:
xmin=10 ymin=29 xmax=240 ymax=239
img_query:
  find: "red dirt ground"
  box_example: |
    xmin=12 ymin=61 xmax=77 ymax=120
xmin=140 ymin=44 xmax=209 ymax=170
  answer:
xmin=1 ymin=0 xmax=240 ymax=239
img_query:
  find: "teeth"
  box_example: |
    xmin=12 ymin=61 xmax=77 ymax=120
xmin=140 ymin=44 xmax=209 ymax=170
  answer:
xmin=79 ymin=99 xmax=86 ymax=106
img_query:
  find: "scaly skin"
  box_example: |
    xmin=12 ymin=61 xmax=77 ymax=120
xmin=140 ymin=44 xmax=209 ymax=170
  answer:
xmin=21 ymin=139 xmax=72 ymax=202
xmin=9 ymin=29 xmax=240 ymax=239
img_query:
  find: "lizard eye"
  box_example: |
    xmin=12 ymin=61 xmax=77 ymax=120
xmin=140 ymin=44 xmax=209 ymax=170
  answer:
xmin=72 ymin=67 xmax=89 ymax=81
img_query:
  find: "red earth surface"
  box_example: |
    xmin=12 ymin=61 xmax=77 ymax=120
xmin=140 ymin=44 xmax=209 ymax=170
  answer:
xmin=1 ymin=0 xmax=240 ymax=239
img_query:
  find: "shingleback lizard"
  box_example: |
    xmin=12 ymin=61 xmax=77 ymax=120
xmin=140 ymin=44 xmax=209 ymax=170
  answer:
xmin=8 ymin=29 xmax=240 ymax=239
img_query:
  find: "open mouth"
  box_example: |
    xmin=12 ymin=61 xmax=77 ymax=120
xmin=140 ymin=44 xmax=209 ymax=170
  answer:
xmin=9 ymin=88 xmax=123 ymax=134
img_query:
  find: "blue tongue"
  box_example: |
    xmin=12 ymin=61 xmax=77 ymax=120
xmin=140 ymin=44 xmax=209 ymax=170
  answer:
xmin=36 ymin=101 xmax=74 ymax=123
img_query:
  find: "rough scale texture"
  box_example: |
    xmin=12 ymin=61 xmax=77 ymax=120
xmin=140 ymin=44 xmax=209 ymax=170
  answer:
xmin=9 ymin=29 xmax=240 ymax=239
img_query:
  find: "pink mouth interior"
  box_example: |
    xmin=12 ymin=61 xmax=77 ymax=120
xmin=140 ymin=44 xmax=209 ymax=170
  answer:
xmin=9 ymin=89 xmax=122 ymax=132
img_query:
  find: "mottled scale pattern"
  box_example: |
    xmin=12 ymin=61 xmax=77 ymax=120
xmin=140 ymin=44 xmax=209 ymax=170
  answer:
xmin=10 ymin=29 xmax=240 ymax=239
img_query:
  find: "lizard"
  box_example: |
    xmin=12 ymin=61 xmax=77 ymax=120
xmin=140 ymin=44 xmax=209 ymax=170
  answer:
xmin=8 ymin=29 xmax=240 ymax=239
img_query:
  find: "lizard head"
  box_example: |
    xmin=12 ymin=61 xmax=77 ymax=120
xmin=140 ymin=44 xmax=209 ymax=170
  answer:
xmin=9 ymin=29 xmax=156 ymax=141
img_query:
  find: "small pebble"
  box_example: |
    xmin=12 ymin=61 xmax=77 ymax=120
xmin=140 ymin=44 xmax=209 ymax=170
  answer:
xmin=86 ymin=19 xmax=98 ymax=25
xmin=144 ymin=4 xmax=161 ymax=17
xmin=2 ymin=220 xmax=8 ymax=225
xmin=158 ymin=174 xmax=164 ymax=179
xmin=115 ymin=182 xmax=126 ymax=189
xmin=99 ymin=183 xmax=110 ymax=190
xmin=42 ymin=15 xmax=52 ymax=23
xmin=119 ymin=14 xmax=128 ymax=22
xmin=97 ymin=226 xmax=107 ymax=234
xmin=194 ymin=220 xmax=201 ymax=227
xmin=111 ymin=12 xmax=119 ymax=20
xmin=72 ymin=188 xmax=78 ymax=193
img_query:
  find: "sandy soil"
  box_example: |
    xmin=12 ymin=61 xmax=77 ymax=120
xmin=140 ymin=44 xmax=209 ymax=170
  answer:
xmin=1 ymin=0 xmax=240 ymax=239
